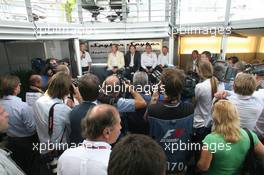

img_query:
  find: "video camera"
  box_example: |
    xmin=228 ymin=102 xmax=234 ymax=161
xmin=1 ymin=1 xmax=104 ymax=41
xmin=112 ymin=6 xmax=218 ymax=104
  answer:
xmin=244 ymin=63 xmax=264 ymax=76
xmin=150 ymin=70 xmax=162 ymax=84
xmin=182 ymin=71 xmax=200 ymax=99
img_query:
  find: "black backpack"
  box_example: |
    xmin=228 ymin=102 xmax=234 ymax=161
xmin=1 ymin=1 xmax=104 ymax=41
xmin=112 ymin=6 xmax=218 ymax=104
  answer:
xmin=242 ymin=128 xmax=264 ymax=175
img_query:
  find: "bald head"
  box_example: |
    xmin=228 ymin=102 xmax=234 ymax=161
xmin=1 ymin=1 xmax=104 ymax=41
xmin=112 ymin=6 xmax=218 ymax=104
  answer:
xmin=105 ymin=75 xmax=120 ymax=86
xmin=89 ymin=104 xmax=119 ymax=119
xmin=82 ymin=104 xmax=120 ymax=141
xmin=29 ymin=74 xmax=42 ymax=88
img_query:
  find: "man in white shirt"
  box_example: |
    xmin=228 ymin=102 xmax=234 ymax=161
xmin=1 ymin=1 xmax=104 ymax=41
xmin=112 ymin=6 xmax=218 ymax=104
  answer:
xmin=157 ymin=46 xmax=169 ymax=69
xmin=141 ymin=44 xmax=157 ymax=73
xmin=57 ymin=104 xmax=122 ymax=175
xmin=107 ymin=44 xmax=125 ymax=74
xmin=80 ymin=43 xmax=92 ymax=74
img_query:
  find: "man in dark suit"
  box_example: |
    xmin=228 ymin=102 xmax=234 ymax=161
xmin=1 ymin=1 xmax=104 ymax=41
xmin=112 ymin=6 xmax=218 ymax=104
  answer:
xmin=124 ymin=45 xmax=141 ymax=80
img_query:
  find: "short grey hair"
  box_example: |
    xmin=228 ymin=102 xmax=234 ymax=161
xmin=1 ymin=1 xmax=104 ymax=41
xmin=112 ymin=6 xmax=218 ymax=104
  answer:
xmin=133 ymin=71 xmax=148 ymax=87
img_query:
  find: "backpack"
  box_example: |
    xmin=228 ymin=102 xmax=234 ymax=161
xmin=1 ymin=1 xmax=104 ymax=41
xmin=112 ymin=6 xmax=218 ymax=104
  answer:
xmin=242 ymin=128 xmax=264 ymax=175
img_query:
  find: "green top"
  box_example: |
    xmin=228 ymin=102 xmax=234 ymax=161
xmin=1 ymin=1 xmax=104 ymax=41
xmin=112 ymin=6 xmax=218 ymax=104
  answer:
xmin=203 ymin=129 xmax=259 ymax=175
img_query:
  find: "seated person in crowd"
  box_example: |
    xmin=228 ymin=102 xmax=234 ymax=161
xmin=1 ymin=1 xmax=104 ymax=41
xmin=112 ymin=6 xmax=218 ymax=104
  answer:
xmin=108 ymin=134 xmax=166 ymax=175
xmin=70 ymin=73 xmax=100 ymax=145
xmin=157 ymin=46 xmax=169 ymax=70
xmin=99 ymin=75 xmax=147 ymax=113
xmin=148 ymin=68 xmax=194 ymax=120
xmin=80 ymin=42 xmax=92 ymax=74
xmin=141 ymin=44 xmax=157 ymax=73
xmin=0 ymin=105 xmax=25 ymax=175
xmin=193 ymin=61 xmax=224 ymax=141
xmin=200 ymin=51 xmax=211 ymax=63
xmin=34 ymin=72 xmax=72 ymax=174
xmin=0 ymin=75 xmax=37 ymax=175
xmin=198 ymin=99 xmax=264 ymax=174
xmin=26 ymin=74 xmax=44 ymax=106
xmin=58 ymin=104 xmax=122 ymax=175
xmin=124 ymin=44 xmax=141 ymax=72
xmin=107 ymin=44 xmax=125 ymax=74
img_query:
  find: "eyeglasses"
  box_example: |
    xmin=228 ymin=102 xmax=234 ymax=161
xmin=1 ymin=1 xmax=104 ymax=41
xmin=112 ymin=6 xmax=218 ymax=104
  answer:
xmin=213 ymin=98 xmax=228 ymax=105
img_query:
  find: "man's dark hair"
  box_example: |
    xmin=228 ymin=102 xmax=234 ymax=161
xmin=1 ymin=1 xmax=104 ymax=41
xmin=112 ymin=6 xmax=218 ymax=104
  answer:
xmin=202 ymin=51 xmax=211 ymax=59
xmin=108 ymin=134 xmax=166 ymax=175
xmin=192 ymin=50 xmax=199 ymax=54
xmin=161 ymin=68 xmax=186 ymax=100
xmin=78 ymin=73 xmax=100 ymax=101
xmin=129 ymin=44 xmax=136 ymax=50
xmin=0 ymin=75 xmax=20 ymax=97
xmin=145 ymin=43 xmax=152 ymax=48
xmin=47 ymin=72 xmax=71 ymax=99
xmin=228 ymin=56 xmax=239 ymax=64
xmin=81 ymin=104 xmax=118 ymax=140
xmin=162 ymin=46 xmax=168 ymax=49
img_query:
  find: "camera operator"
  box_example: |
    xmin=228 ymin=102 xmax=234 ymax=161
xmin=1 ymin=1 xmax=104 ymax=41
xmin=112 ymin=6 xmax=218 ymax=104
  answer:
xmin=69 ymin=73 xmax=100 ymax=145
xmin=125 ymin=71 xmax=152 ymax=134
xmin=141 ymin=44 xmax=157 ymax=74
xmin=42 ymin=58 xmax=58 ymax=90
xmin=33 ymin=72 xmax=72 ymax=174
xmin=99 ymin=75 xmax=147 ymax=113
xmin=147 ymin=68 xmax=194 ymax=120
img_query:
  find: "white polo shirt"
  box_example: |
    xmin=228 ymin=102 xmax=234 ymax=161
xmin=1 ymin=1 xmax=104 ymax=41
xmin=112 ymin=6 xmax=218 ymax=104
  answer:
xmin=57 ymin=140 xmax=111 ymax=175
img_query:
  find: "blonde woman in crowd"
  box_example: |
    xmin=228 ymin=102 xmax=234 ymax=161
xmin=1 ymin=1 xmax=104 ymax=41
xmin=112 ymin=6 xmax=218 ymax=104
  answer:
xmin=197 ymin=100 xmax=264 ymax=174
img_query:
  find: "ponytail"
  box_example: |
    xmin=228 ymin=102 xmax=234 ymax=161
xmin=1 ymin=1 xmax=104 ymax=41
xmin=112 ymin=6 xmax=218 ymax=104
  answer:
xmin=210 ymin=76 xmax=218 ymax=98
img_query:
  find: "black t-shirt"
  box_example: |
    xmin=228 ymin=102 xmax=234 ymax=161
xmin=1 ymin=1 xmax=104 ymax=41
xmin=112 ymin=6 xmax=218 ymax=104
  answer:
xmin=148 ymin=102 xmax=194 ymax=120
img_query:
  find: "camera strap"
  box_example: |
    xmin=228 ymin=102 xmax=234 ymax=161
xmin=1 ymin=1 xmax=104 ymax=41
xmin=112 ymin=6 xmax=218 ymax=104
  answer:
xmin=48 ymin=103 xmax=66 ymax=143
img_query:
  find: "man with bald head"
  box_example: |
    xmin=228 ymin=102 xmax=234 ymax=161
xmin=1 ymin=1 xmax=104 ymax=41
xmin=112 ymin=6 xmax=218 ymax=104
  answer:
xmin=26 ymin=74 xmax=43 ymax=106
xmin=57 ymin=104 xmax=121 ymax=175
xmin=99 ymin=75 xmax=147 ymax=112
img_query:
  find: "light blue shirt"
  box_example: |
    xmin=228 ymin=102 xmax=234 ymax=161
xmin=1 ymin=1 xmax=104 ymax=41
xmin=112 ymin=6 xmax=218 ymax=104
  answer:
xmin=0 ymin=96 xmax=36 ymax=137
xmin=117 ymin=98 xmax=135 ymax=112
